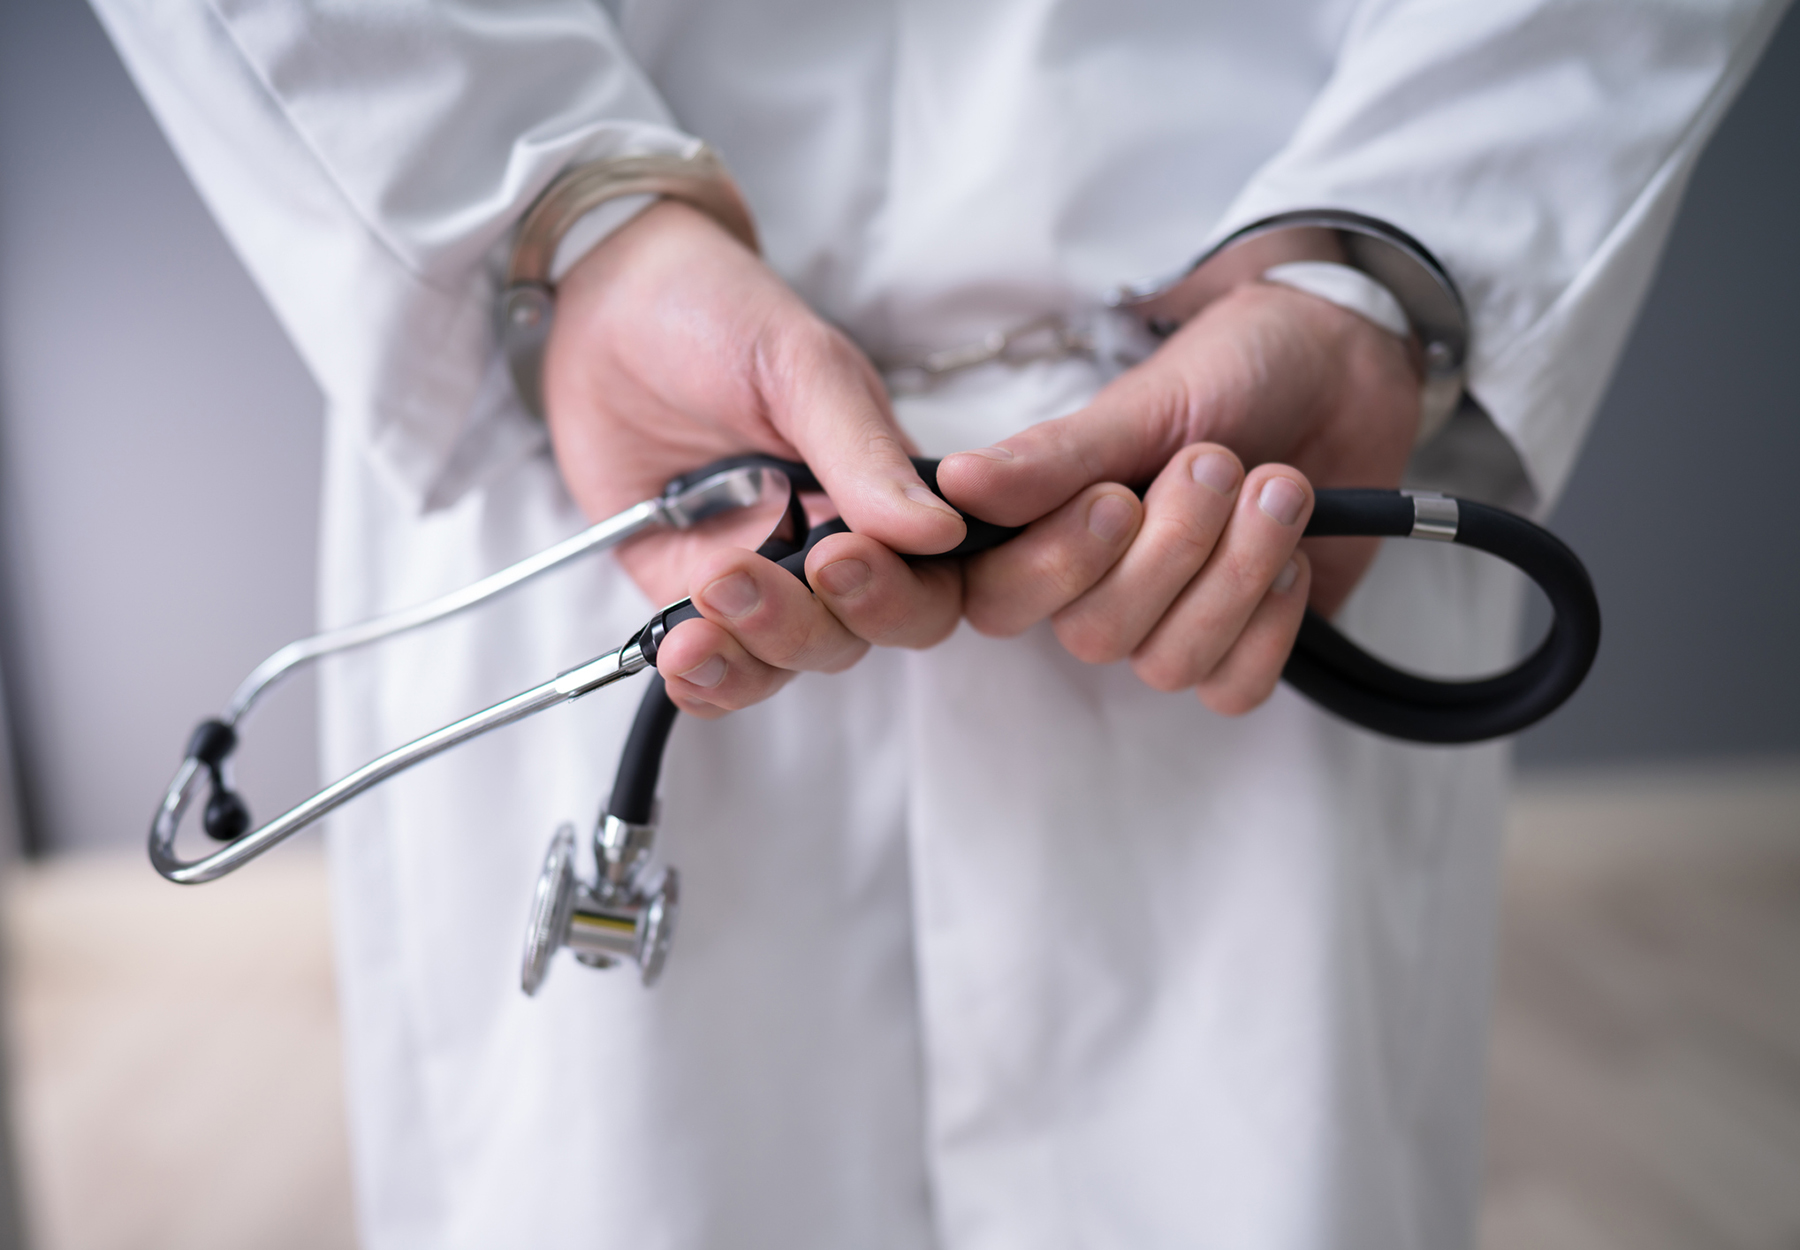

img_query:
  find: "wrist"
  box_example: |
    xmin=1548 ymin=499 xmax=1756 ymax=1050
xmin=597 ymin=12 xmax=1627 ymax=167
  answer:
xmin=1173 ymin=280 xmax=1420 ymax=471
xmin=1116 ymin=211 xmax=1468 ymax=446
xmin=500 ymin=146 xmax=759 ymax=419
xmin=549 ymin=193 xmax=659 ymax=283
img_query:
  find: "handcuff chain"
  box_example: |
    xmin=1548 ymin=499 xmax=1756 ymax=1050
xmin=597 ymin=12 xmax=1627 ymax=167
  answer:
xmin=906 ymin=313 xmax=1095 ymax=378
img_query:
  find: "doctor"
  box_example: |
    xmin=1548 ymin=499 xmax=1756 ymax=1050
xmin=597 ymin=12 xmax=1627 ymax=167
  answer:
xmin=94 ymin=1 xmax=1784 ymax=1247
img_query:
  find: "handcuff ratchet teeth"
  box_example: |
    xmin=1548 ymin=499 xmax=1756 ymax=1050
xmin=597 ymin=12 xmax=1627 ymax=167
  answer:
xmin=149 ymin=453 xmax=1600 ymax=996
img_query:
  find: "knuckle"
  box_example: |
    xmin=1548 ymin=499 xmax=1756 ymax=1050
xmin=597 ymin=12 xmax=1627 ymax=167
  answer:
xmin=1197 ymin=677 xmax=1276 ymax=718
xmin=670 ymin=695 xmax=726 ymax=720
xmin=770 ymin=316 xmax=840 ymax=368
xmin=1129 ymin=648 xmax=1195 ymax=695
xmin=716 ymin=666 xmax=794 ymax=710
xmin=1144 ymin=509 xmax=1224 ymax=570
xmin=963 ymin=552 xmax=1075 ymax=638
xmin=770 ymin=617 xmax=828 ymax=669
xmin=816 ymin=638 xmax=872 ymax=672
xmin=967 ymin=609 xmax=1028 ymax=639
xmin=874 ymin=599 xmax=952 ymax=649
xmin=835 ymin=571 xmax=951 ymax=649
xmin=1015 ymin=533 xmax=1108 ymax=613
xmin=961 ymin=582 xmax=1023 ymax=637
xmin=1204 ymin=546 xmax=1268 ymax=604
xmin=733 ymin=602 xmax=817 ymax=670
xmin=754 ymin=317 xmax=853 ymax=399
xmin=1053 ymin=611 xmax=1132 ymax=667
xmin=908 ymin=612 xmax=961 ymax=649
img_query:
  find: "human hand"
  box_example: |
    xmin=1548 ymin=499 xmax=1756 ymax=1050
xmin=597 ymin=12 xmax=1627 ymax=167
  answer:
xmin=542 ymin=200 xmax=966 ymax=717
xmin=935 ymin=280 xmax=1421 ymax=714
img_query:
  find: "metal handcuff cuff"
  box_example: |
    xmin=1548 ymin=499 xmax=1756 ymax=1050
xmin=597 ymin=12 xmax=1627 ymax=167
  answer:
xmin=150 ymin=148 xmax=1601 ymax=997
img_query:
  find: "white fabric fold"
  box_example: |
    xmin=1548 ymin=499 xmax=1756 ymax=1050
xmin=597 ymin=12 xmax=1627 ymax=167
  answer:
xmin=88 ymin=1 xmax=1790 ymax=1246
xmin=91 ymin=0 xmax=700 ymax=511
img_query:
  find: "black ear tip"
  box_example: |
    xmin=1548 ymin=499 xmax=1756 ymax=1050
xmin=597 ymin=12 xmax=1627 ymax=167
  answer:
xmin=203 ymin=789 xmax=251 ymax=842
xmin=187 ymin=719 xmax=238 ymax=766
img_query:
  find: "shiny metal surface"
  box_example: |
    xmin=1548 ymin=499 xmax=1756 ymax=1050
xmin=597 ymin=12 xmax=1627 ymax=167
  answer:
xmin=504 ymin=147 xmax=758 ymax=288
xmin=521 ymin=824 xmax=580 ymax=995
xmin=518 ymin=823 xmax=679 ymax=993
xmin=151 ymin=465 xmax=781 ymax=886
xmin=1116 ymin=210 xmax=1469 ymax=440
xmin=502 ymin=147 xmax=758 ymax=419
xmin=563 ymin=892 xmax=644 ymax=964
xmin=1405 ymin=491 xmax=1461 ymax=542
xmin=660 ymin=465 xmax=770 ymax=529
xmin=636 ymin=868 xmax=678 ymax=987
xmin=152 ymin=641 xmax=647 ymax=884
xmin=597 ymin=813 xmax=657 ymax=890
xmin=224 ymin=465 xmax=772 ymax=724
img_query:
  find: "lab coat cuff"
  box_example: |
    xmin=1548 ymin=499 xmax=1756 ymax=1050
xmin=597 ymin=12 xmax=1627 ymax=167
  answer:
xmin=1115 ymin=210 xmax=1469 ymax=448
xmin=498 ymin=145 xmax=760 ymax=420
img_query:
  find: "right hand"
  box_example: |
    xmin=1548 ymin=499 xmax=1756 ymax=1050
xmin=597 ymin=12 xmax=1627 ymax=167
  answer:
xmin=542 ymin=200 xmax=966 ymax=717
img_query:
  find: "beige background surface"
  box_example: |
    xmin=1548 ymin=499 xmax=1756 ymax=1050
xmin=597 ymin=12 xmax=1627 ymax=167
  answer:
xmin=6 ymin=763 xmax=1796 ymax=1250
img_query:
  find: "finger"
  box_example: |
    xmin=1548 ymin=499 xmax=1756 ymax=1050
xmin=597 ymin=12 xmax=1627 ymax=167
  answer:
xmin=1194 ymin=551 xmax=1312 ymax=717
xmin=1130 ymin=466 xmax=1313 ymax=694
xmin=759 ymin=320 xmax=967 ymax=554
xmin=1050 ymin=445 xmax=1243 ymax=664
xmin=689 ymin=546 xmax=872 ymax=674
xmin=806 ymin=531 xmax=965 ymax=649
xmin=657 ymin=616 xmax=797 ymax=719
xmin=961 ymin=484 xmax=1143 ymax=638
xmin=934 ymin=348 xmax=1203 ymax=525
xmin=656 ymin=546 xmax=872 ymax=716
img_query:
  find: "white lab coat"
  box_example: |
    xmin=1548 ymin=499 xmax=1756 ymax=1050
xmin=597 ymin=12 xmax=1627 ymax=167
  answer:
xmin=93 ymin=1 xmax=1785 ymax=1246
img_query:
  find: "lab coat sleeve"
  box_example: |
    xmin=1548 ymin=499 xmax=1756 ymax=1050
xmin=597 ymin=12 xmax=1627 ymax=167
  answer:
xmin=86 ymin=0 xmax=698 ymax=509
xmin=1211 ymin=0 xmax=1793 ymax=511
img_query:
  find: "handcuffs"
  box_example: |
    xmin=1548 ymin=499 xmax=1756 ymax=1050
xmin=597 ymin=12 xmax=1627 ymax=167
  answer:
xmin=151 ymin=148 xmax=1601 ymax=996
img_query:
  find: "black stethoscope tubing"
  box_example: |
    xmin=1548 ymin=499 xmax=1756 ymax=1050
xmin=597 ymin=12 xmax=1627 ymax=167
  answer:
xmin=600 ymin=455 xmax=1601 ymax=827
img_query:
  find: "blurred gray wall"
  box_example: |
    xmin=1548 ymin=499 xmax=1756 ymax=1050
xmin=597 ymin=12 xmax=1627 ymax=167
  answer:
xmin=0 ymin=1 xmax=1795 ymax=856
xmin=0 ymin=0 xmax=322 ymax=856
xmin=1515 ymin=3 xmax=1800 ymax=770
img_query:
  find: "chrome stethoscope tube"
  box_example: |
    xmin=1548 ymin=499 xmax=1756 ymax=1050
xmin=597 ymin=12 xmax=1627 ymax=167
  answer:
xmin=148 ymin=463 xmax=782 ymax=885
xmin=150 ymin=642 xmax=649 ymax=885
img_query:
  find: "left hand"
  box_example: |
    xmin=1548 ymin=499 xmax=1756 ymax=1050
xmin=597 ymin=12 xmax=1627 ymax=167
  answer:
xmin=935 ymin=280 xmax=1421 ymax=715
xmin=540 ymin=201 xmax=967 ymax=719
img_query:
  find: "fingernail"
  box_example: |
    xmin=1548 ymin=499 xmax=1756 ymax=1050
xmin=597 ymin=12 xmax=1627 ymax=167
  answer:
xmin=1273 ymin=559 xmax=1300 ymax=594
xmin=904 ymin=485 xmax=960 ymax=516
xmin=678 ymin=654 xmax=727 ymax=688
xmin=1191 ymin=451 xmax=1239 ymax=496
xmin=960 ymin=445 xmax=1014 ymax=462
xmin=700 ymin=571 xmax=760 ymax=618
xmin=1258 ymin=477 xmax=1306 ymax=526
xmin=1087 ymin=493 xmax=1134 ymax=543
xmin=815 ymin=558 xmax=871 ymax=597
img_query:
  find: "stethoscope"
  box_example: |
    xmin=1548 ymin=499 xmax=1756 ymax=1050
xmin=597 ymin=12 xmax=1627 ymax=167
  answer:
xmin=150 ymin=452 xmax=1600 ymax=994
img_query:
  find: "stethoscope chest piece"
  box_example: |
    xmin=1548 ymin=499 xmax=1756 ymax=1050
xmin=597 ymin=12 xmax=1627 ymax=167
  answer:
xmin=520 ymin=821 xmax=680 ymax=995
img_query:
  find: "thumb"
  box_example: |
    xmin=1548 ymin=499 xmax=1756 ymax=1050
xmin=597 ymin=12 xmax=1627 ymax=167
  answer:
xmin=762 ymin=321 xmax=966 ymax=554
xmin=935 ymin=360 xmax=1193 ymax=526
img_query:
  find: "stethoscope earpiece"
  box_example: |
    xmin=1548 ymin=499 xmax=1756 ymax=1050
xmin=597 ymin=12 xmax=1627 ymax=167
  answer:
xmin=187 ymin=718 xmax=253 ymax=842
